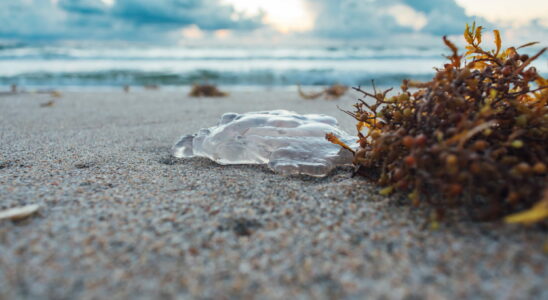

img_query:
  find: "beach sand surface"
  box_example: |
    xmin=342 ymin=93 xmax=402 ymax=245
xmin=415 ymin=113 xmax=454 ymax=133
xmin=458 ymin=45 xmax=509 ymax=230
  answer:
xmin=0 ymin=90 xmax=546 ymax=299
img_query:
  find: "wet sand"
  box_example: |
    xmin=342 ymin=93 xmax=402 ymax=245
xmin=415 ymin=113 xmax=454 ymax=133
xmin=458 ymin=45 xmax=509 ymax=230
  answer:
xmin=0 ymin=90 xmax=546 ymax=299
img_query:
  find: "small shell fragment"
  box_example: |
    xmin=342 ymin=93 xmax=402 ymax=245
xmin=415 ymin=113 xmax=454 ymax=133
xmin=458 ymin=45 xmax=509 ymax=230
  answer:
xmin=0 ymin=204 xmax=40 ymax=221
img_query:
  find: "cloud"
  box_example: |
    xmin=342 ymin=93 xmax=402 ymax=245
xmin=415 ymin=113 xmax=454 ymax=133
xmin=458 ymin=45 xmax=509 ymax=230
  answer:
xmin=58 ymin=0 xmax=108 ymax=15
xmin=110 ymin=0 xmax=261 ymax=30
xmin=500 ymin=19 xmax=548 ymax=46
xmin=1 ymin=0 xmax=545 ymax=44
xmin=403 ymin=0 xmax=475 ymax=35
xmin=0 ymin=0 xmax=262 ymax=41
xmin=0 ymin=1 xmax=65 ymax=40
xmin=307 ymin=0 xmax=410 ymax=38
xmin=307 ymin=0 xmax=485 ymax=38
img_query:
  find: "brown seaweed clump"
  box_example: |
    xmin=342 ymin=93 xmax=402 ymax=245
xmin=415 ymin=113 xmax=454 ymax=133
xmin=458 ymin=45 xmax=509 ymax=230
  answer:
xmin=189 ymin=84 xmax=228 ymax=97
xmin=298 ymin=84 xmax=348 ymax=100
xmin=331 ymin=24 xmax=548 ymax=223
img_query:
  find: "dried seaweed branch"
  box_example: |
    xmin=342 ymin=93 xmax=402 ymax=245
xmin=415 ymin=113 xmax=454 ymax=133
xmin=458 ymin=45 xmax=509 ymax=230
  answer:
xmin=298 ymin=84 xmax=348 ymax=100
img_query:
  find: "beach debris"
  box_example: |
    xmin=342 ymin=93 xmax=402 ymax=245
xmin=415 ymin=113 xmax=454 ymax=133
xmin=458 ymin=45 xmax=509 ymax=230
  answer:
xmin=0 ymin=204 xmax=40 ymax=222
xmin=50 ymin=90 xmax=62 ymax=98
xmin=74 ymin=162 xmax=93 ymax=169
xmin=35 ymin=89 xmax=62 ymax=97
xmin=329 ymin=23 xmax=547 ymax=221
xmin=298 ymin=84 xmax=348 ymax=100
xmin=173 ymin=110 xmax=356 ymax=176
xmin=217 ymin=217 xmax=262 ymax=236
xmin=189 ymin=84 xmax=228 ymax=97
xmin=123 ymin=85 xmax=130 ymax=93
xmin=40 ymin=100 xmax=55 ymax=107
xmin=144 ymin=84 xmax=160 ymax=90
xmin=11 ymin=84 xmax=17 ymax=93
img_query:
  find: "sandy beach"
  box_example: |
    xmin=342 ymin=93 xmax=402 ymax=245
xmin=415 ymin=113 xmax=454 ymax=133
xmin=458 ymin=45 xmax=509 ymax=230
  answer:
xmin=0 ymin=90 xmax=546 ymax=299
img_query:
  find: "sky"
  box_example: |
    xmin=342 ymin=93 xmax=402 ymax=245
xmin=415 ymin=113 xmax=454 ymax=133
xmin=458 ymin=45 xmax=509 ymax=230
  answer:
xmin=0 ymin=0 xmax=547 ymax=44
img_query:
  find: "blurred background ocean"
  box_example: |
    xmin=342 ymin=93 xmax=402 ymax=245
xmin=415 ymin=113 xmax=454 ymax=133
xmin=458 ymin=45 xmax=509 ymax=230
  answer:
xmin=1 ymin=0 xmax=547 ymax=90
xmin=1 ymin=43 xmax=546 ymax=90
xmin=0 ymin=44 xmax=449 ymax=89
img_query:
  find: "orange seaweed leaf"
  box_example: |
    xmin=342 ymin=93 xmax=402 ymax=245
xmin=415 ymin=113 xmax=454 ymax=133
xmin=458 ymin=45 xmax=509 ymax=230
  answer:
xmin=356 ymin=122 xmax=367 ymax=132
xmin=464 ymin=24 xmax=474 ymax=44
xmin=326 ymin=133 xmax=355 ymax=154
xmin=475 ymin=26 xmax=483 ymax=44
xmin=505 ymin=189 xmax=548 ymax=224
xmin=493 ymin=29 xmax=501 ymax=56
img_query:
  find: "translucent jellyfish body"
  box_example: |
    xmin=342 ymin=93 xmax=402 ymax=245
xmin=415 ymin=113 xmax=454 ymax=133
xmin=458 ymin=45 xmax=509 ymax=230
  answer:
xmin=172 ymin=110 xmax=357 ymax=176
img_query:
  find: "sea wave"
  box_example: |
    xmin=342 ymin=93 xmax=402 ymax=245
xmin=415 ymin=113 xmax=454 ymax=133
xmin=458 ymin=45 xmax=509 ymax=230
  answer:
xmin=0 ymin=45 xmax=445 ymax=60
xmin=0 ymin=45 xmax=545 ymax=87
xmin=0 ymin=69 xmax=433 ymax=87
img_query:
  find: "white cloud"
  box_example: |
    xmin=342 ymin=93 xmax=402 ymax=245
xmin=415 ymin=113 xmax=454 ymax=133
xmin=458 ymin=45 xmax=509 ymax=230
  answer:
xmin=385 ymin=4 xmax=427 ymax=31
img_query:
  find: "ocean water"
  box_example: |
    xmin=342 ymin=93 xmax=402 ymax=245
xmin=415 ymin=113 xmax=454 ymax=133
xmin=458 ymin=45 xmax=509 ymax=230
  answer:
xmin=1 ymin=44 xmax=546 ymax=89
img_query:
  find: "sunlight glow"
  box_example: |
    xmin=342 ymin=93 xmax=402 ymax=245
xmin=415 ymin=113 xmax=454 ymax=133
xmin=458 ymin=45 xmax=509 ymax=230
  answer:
xmin=214 ymin=29 xmax=232 ymax=39
xmin=181 ymin=25 xmax=204 ymax=39
xmin=456 ymin=0 xmax=548 ymax=26
xmin=223 ymin=0 xmax=314 ymax=33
